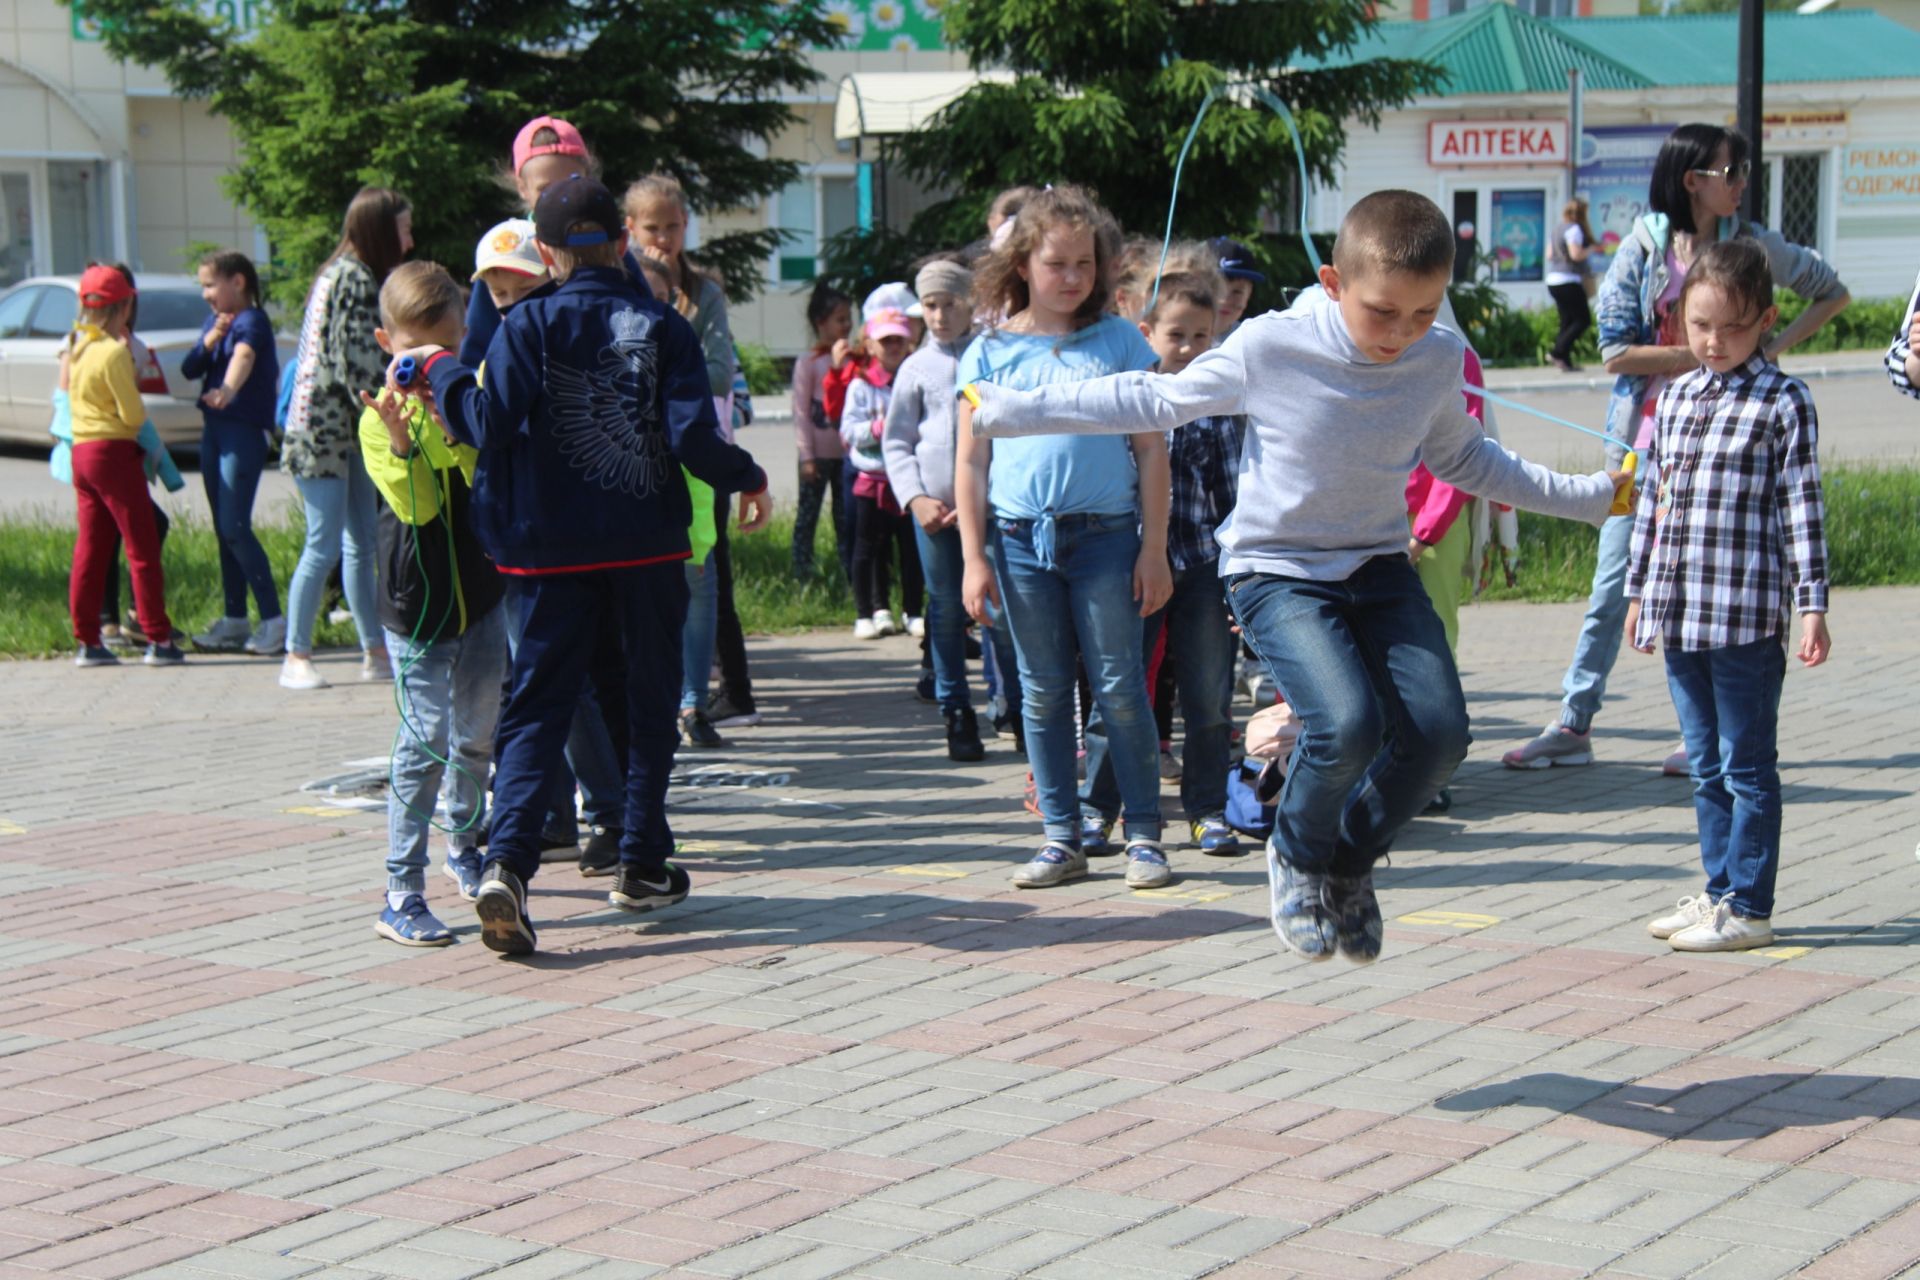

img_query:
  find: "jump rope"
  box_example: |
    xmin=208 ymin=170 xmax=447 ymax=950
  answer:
xmin=966 ymin=81 xmax=1639 ymax=515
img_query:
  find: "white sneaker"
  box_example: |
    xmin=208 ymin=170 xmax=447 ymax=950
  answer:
xmin=853 ymin=617 xmax=879 ymax=641
xmin=327 ymin=607 xmax=352 ymax=626
xmin=192 ymin=616 xmax=251 ymax=652
xmin=1158 ymin=748 xmax=1182 ymax=782
xmin=279 ymin=655 xmax=329 ymax=690
xmin=906 ymin=615 xmax=925 ymax=638
xmin=244 ymin=615 xmax=287 ymax=656
xmin=872 ymin=610 xmax=899 ymax=637
xmin=1647 ymin=893 xmax=1714 ymax=939
xmin=362 ymin=650 xmax=393 ymax=682
xmin=1662 ymin=745 xmax=1691 ymax=777
xmin=1668 ymin=899 xmax=1773 ymax=952
xmin=1502 ymin=723 xmax=1595 ymax=770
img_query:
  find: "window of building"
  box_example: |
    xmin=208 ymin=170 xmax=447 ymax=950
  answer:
xmin=1752 ymin=153 xmax=1825 ymax=253
xmin=48 ymin=162 xmax=109 ymax=277
xmin=774 ymin=173 xmax=860 ymax=283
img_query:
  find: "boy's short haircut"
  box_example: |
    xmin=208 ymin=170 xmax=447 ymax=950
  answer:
xmin=1680 ymin=238 xmax=1774 ymax=320
xmin=380 ymin=261 xmax=464 ymax=333
xmin=1142 ymin=271 xmax=1217 ymax=325
xmin=1332 ymin=190 xmax=1454 ymax=280
xmin=544 ymin=227 xmax=625 ymax=278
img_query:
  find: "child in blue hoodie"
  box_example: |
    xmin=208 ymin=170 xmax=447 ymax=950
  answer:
xmin=391 ymin=178 xmax=771 ymax=956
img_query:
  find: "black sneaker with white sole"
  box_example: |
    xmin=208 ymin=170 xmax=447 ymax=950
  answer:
xmin=473 ymin=864 xmax=537 ymax=955
xmin=578 ymin=825 xmax=623 ymax=877
xmin=610 ymin=862 xmax=691 ymax=912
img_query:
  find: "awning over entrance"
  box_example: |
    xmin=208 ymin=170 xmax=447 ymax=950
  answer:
xmin=832 ymin=71 xmax=1015 ymax=142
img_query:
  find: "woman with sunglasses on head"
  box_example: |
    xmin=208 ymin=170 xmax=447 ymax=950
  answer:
xmin=1504 ymin=123 xmax=1851 ymax=774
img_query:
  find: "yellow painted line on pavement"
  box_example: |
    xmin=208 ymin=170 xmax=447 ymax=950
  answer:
xmin=1757 ymin=946 xmax=1812 ymax=960
xmin=1132 ymin=886 xmax=1232 ymax=904
xmin=283 ymin=805 xmax=360 ymax=818
xmin=675 ymin=840 xmax=754 ymax=856
xmin=0 ymin=819 xmax=25 ymax=836
xmin=1396 ymin=909 xmax=1501 ymax=931
xmin=887 ymin=864 xmax=970 ymax=879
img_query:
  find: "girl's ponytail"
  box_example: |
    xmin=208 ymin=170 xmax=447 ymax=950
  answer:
xmin=201 ymin=249 xmax=263 ymax=310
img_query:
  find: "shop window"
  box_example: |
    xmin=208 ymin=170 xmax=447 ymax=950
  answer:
xmin=1778 ymin=154 xmax=1822 ymax=250
xmin=0 ymin=174 xmax=34 ymax=289
xmin=774 ymin=174 xmax=860 ymax=283
xmin=48 ymin=162 xmax=109 ymax=277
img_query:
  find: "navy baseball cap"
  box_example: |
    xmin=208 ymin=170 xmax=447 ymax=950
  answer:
xmin=534 ymin=177 xmax=622 ymax=249
xmin=1209 ymin=236 xmax=1266 ymax=284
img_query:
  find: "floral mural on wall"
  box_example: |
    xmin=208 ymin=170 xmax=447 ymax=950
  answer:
xmin=818 ymin=0 xmax=948 ymax=52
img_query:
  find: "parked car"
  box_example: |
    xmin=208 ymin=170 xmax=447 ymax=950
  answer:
xmin=0 ymin=274 xmax=297 ymax=449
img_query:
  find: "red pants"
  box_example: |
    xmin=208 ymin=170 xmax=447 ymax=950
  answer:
xmin=70 ymin=440 xmax=171 ymax=646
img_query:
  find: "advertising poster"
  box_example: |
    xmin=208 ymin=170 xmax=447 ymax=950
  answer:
xmin=1489 ymin=189 xmax=1546 ymax=283
xmin=1576 ymin=125 xmax=1672 ymax=277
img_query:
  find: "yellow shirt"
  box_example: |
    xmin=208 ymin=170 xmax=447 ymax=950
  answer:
xmin=68 ymin=325 xmax=146 ymax=444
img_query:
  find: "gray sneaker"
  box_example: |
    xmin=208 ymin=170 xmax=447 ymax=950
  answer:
xmin=1266 ymin=837 xmax=1338 ymax=961
xmin=1502 ymin=723 xmax=1594 ymax=770
xmin=1123 ymin=839 xmax=1172 ymax=889
xmin=1328 ymin=872 xmax=1384 ymax=964
xmin=1012 ymin=842 xmax=1088 ymax=889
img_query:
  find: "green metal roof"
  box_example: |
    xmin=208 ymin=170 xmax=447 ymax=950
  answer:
xmin=1303 ymin=5 xmax=1920 ymax=95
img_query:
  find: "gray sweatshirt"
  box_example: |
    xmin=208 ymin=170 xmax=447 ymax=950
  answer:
xmin=882 ymin=334 xmax=968 ymax=508
xmin=971 ymin=288 xmax=1616 ymax=581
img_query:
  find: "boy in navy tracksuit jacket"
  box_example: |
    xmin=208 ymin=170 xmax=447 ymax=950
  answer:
xmin=403 ymin=179 xmax=770 ymax=956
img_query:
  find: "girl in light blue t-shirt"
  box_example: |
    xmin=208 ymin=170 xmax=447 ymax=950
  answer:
xmin=954 ymin=185 xmax=1173 ymax=892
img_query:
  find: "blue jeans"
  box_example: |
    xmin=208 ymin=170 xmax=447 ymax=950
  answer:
xmin=681 ymin=553 xmax=718 ymax=712
xmin=992 ymin=513 xmax=1160 ymax=845
xmin=1665 ymin=638 xmax=1785 ymax=919
xmin=1559 ymin=511 xmax=1633 ymax=732
xmin=1086 ymin=561 xmax=1237 ymax=822
xmin=1228 ymin=556 xmax=1470 ymax=876
xmin=201 ymin=421 xmax=280 ymax=621
xmin=286 ymin=465 xmax=380 ymax=654
xmin=914 ymin=523 xmax=973 ymax=712
xmin=383 ymin=604 xmax=507 ymax=895
xmin=501 ymin=582 xmax=625 ymax=834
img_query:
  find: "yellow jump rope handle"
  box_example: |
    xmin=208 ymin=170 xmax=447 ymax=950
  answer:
xmin=960 ymin=384 xmax=983 ymax=410
xmin=1610 ymin=450 xmax=1639 ymax=517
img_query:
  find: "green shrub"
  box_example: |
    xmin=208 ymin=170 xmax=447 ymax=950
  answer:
xmin=735 ymin=341 xmax=786 ymax=397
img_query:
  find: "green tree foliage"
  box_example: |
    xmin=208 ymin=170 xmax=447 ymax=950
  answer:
xmin=64 ymin=0 xmax=838 ymax=306
xmin=832 ymin=0 xmax=1439 ymax=295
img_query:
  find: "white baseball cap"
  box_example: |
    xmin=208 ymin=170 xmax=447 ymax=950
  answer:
xmin=472 ymin=218 xmax=547 ymax=281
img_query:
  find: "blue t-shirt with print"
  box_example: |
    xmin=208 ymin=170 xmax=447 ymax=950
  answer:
xmin=957 ymin=314 xmax=1158 ymax=520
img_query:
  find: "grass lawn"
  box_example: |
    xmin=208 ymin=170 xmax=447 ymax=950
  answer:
xmin=4 ymin=466 xmax=1918 ymax=657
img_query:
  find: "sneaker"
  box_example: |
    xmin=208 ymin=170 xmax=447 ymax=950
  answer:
xmin=279 ymin=655 xmax=329 ymax=690
xmin=1012 ymin=842 xmax=1088 ymax=889
xmin=1327 ymin=872 xmax=1384 ymax=964
xmin=376 ymin=895 xmax=454 ymax=947
xmin=1668 ymin=899 xmax=1773 ymax=952
xmin=442 ymin=849 xmax=483 ymax=902
xmin=945 ymin=705 xmax=985 ymax=763
xmin=120 ymin=613 xmax=150 ymax=646
xmin=578 ymin=825 xmax=622 ymax=877
xmin=1080 ymin=813 xmax=1116 ymax=857
xmin=1124 ymin=839 xmax=1173 ymax=889
xmin=75 ymin=644 xmax=120 ymax=668
xmin=1647 ymin=892 xmax=1715 ymax=940
xmin=1267 ymin=841 xmax=1339 ymax=961
xmin=539 ymin=824 xmax=581 ymax=861
xmin=100 ymin=622 xmax=128 ymax=648
xmin=474 ymin=864 xmax=537 ymax=956
xmin=916 ymin=670 xmax=937 ymax=704
xmin=707 ymin=692 xmax=761 ymax=728
xmin=1191 ymin=816 xmax=1243 ymax=857
xmin=1662 ymin=745 xmax=1691 ymax=777
xmin=872 ymin=609 xmax=899 ymax=637
xmin=192 ymin=616 xmax=251 ymax=652
xmin=1423 ymin=787 xmax=1454 ymax=816
xmin=142 ymin=642 xmax=186 ymax=666
xmin=245 ymin=615 xmax=287 ymax=656
xmin=610 ymin=862 xmax=690 ymax=912
xmin=1158 ymin=748 xmax=1182 ymax=782
xmin=362 ymin=650 xmax=392 ymax=682
xmin=906 ymin=615 xmax=925 ymax=638
xmin=853 ymin=617 xmax=879 ymax=641
xmin=327 ymin=606 xmax=352 ymax=626
xmin=1502 ymin=724 xmax=1594 ymax=770
xmin=679 ymin=708 xmax=727 ymax=750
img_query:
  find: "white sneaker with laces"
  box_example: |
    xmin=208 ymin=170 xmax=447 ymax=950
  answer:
xmin=244 ymin=615 xmax=287 ymax=655
xmin=873 ymin=609 xmax=899 ymax=637
xmin=279 ymin=655 xmax=329 ymax=690
xmin=853 ymin=617 xmax=879 ymax=640
xmin=1668 ymin=899 xmax=1773 ymax=952
xmin=193 ymin=616 xmax=251 ymax=651
xmin=1502 ymin=723 xmax=1595 ymax=770
xmin=1647 ymin=892 xmax=1714 ymax=939
xmin=906 ymin=615 xmax=925 ymax=638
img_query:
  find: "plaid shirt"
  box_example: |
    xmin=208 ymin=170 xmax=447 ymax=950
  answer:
xmin=1626 ymin=352 xmax=1827 ymax=652
xmin=1887 ymin=270 xmax=1919 ymax=402
xmin=1166 ymin=413 xmax=1247 ymax=573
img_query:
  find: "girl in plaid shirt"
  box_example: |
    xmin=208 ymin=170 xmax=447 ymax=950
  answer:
xmin=1624 ymin=239 xmax=1831 ymax=954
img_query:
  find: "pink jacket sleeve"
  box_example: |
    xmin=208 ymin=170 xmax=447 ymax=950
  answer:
xmin=792 ymin=352 xmax=822 ymax=463
xmin=1409 ymin=349 xmax=1487 ymax=546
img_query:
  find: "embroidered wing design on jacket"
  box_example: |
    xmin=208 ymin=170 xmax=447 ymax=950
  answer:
xmin=544 ymin=340 xmax=669 ymax=500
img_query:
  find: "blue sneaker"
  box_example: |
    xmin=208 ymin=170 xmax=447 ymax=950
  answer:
xmin=1328 ymin=872 xmax=1384 ymax=964
xmin=1079 ymin=813 xmax=1116 ymax=857
xmin=75 ymin=644 xmax=120 ymax=668
xmin=1266 ymin=838 xmax=1338 ymax=961
xmin=474 ymin=864 xmax=537 ymax=956
xmin=375 ymin=895 xmax=453 ymax=947
xmin=443 ymin=848 xmax=483 ymax=902
xmin=1191 ymin=816 xmax=1244 ymax=857
xmin=1124 ymin=839 xmax=1173 ymax=890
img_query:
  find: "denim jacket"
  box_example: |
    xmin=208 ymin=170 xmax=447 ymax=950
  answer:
xmin=1595 ymin=213 xmax=1846 ymax=465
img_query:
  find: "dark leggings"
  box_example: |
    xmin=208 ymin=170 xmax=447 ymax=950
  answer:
xmin=102 ymin=502 xmax=171 ymax=626
xmin=791 ymin=458 xmax=852 ymax=582
xmin=1548 ymin=281 xmax=1593 ymax=362
xmin=851 ymin=493 xmax=924 ymax=620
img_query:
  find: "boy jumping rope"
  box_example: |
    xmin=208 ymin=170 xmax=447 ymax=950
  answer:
xmin=385 ymin=178 xmax=770 ymax=955
xmin=968 ymin=190 xmax=1632 ymax=963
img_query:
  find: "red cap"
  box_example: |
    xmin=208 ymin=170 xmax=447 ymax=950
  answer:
xmin=512 ymin=116 xmax=588 ymax=175
xmin=78 ymin=264 xmax=134 ymax=307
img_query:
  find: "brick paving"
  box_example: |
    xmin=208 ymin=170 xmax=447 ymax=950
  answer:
xmin=0 ymin=587 xmax=1917 ymax=1278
